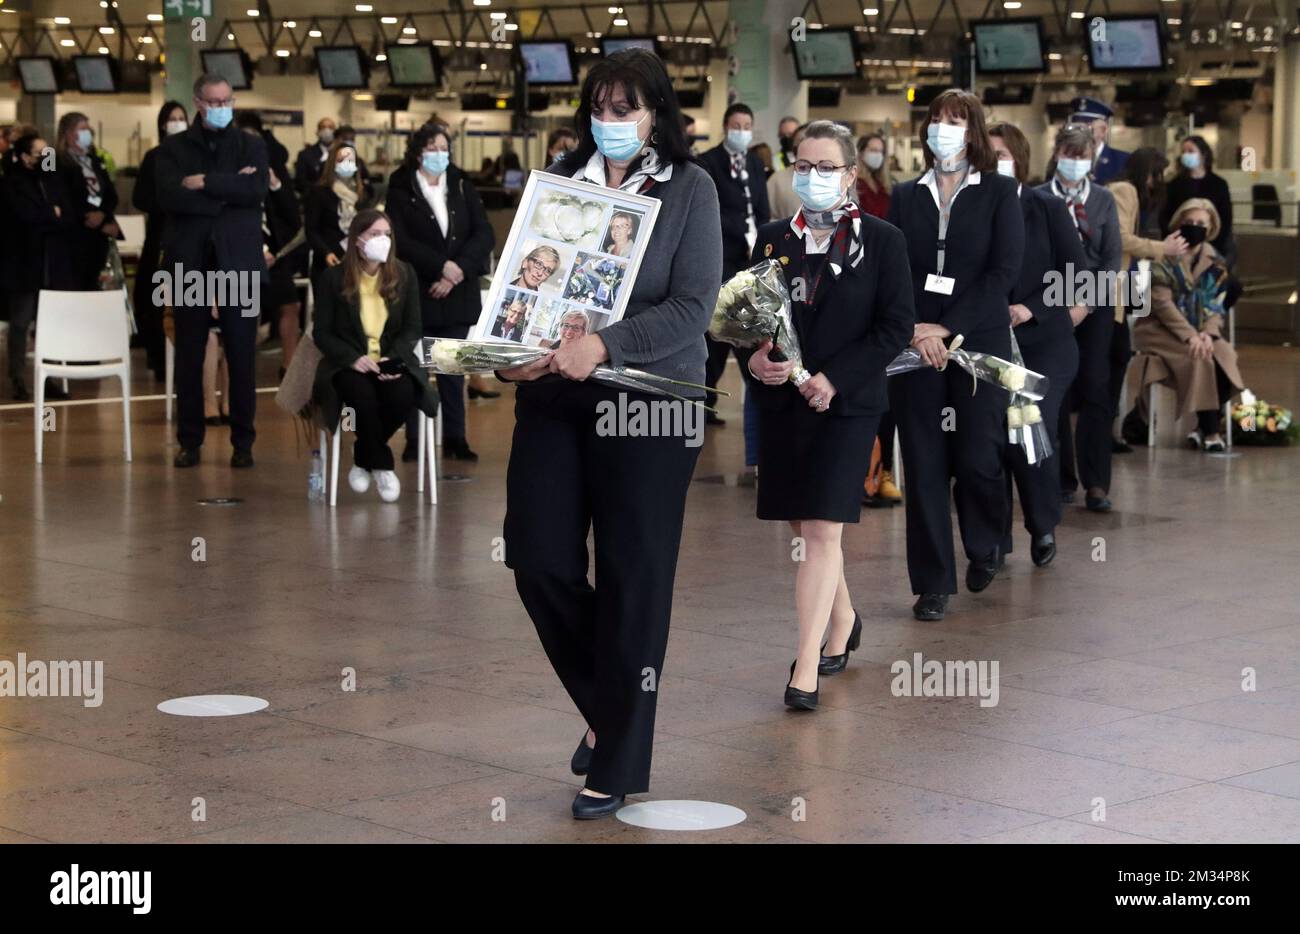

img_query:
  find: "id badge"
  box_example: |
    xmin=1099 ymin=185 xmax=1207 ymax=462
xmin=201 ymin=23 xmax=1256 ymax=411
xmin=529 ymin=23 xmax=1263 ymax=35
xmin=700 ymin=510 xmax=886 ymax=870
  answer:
xmin=924 ymin=274 xmax=954 ymax=295
xmin=87 ymin=194 xmax=103 ymax=208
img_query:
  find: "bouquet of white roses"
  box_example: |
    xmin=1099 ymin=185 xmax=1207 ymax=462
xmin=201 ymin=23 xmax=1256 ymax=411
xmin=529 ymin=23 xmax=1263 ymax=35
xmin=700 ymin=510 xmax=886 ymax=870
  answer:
xmin=421 ymin=338 xmax=725 ymax=411
xmin=1004 ymin=329 xmax=1052 ymax=463
xmin=709 ymin=260 xmax=811 ymax=386
xmin=886 ymin=334 xmax=1049 ymax=402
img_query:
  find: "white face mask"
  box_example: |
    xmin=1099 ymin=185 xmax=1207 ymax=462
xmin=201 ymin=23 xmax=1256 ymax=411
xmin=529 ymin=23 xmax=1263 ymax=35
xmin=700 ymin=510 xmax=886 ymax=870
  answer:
xmin=996 ymin=158 xmax=1016 ymax=178
xmin=863 ymin=151 xmax=885 ymax=171
xmin=165 ymin=120 xmax=188 ymax=136
xmin=361 ymin=234 xmax=391 ymax=263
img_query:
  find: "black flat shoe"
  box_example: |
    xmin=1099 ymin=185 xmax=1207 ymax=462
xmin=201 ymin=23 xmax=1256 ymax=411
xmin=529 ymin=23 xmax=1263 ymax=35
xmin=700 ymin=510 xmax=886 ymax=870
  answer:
xmin=570 ymin=731 xmax=594 ymax=776
xmin=205 ymin=415 xmax=223 ymax=427
xmin=1085 ymin=494 xmax=1112 ymax=513
xmin=443 ymin=437 xmax=479 ymax=462
xmin=572 ymin=791 xmax=625 ymax=820
xmin=467 ymin=386 xmax=501 ymax=400
xmin=913 ymin=593 xmax=948 ymax=621
xmin=784 ymin=661 xmax=819 ymax=710
xmin=705 ymin=413 xmax=726 ymax=426
xmin=1030 ymin=532 xmax=1056 ymax=567
xmin=173 ymin=447 xmax=200 ymax=468
xmin=965 ymin=554 xmax=1003 ymax=593
xmin=1112 ymin=439 xmax=1133 ymax=454
xmin=819 ymin=611 xmax=862 ymax=675
xmin=230 ymin=448 xmax=254 ymax=469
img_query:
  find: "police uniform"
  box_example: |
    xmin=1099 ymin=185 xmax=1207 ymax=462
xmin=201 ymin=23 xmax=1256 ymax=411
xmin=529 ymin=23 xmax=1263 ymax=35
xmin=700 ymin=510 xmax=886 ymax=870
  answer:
xmin=1071 ymin=97 xmax=1130 ymax=185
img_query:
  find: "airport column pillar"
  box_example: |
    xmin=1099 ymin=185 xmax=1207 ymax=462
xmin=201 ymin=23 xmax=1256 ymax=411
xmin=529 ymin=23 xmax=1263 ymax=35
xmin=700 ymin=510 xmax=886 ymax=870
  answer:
xmin=1271 ymin=39 xmax=1300 ymax=173
xmin=726 ymin=0 xmax=807 ymax=148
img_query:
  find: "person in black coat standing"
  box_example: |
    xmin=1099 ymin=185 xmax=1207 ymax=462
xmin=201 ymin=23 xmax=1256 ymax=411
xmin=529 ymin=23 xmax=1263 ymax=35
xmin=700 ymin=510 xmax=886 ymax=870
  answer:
xmin=304 ymin=140 xmax=371 ymax=287
xmin=133 ymin=100 xmax=190 ymax=381
xmin=155 ymin=73 xmax=269 ymax=468
xmin=886 ymin=89 xmax=1025 ymax=621
xmin=1 ymin=132 xmax=78 ymax=401
xmin=55 ymin=111 xmax=121 ymax=290
xmin=990 ymin=123 xmax=1088 ymax=569
xmin=1161 ymin=135 xmax=1235 ymax=265
xmin=745 ymin=121 xmax=914 ymax=709
xmin=698 ymin=102 xmax=771 ymax=422
xmin=386 ymin=122 xmax=494 ymax=462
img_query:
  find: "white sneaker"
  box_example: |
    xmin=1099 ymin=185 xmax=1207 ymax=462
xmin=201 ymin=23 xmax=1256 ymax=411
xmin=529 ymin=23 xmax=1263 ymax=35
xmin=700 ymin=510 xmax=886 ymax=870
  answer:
xmin=348 ymin=466 xmax=372 ymax=493
xmin=374 ymin=470 xmax=401 ymax=502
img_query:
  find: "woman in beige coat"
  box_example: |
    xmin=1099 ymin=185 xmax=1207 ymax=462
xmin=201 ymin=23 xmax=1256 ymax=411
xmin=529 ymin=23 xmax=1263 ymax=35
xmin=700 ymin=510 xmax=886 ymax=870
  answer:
xmin=1126 ymin=198 xmax=1244 ymax=451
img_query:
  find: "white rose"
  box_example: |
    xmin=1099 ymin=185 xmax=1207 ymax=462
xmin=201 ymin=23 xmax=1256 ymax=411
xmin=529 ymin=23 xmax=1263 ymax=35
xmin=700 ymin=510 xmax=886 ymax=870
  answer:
xmin=1022 ymin=404 xmax=1042 ymax=425
xmin=999 ymin=366 xmax=1027 ymax=392
xmin=555 ymin=205 xmax=584 ymax=241
xmin=1006 ymin=406 xmax=1023 ymax=429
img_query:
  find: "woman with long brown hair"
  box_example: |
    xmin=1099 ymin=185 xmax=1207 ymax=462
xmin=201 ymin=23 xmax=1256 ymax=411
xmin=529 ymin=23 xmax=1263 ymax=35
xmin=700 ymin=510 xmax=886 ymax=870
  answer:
xmin=305 ymin=139 xmax=371 ymax=287
xmin=312 ymin=208 xmax=438 ymax=502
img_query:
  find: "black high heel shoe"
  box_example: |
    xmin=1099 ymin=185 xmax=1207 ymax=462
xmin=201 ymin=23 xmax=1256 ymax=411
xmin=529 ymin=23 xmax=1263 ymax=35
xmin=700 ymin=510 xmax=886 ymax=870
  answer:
xmin=784 ymin=661 xmax=819 ymax=711
xmin=570 ymin=731 xmax=594 ymax=776
xmin=819 ymin=611 xmax=862 ymax=675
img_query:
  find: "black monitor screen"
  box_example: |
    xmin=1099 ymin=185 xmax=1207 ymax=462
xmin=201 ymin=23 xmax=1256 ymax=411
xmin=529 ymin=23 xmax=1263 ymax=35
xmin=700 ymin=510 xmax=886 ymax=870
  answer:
xmin=1087 ymin=16 xmax=1165 ymax=71
xmin=519 ymin=41 xmax=576 ymax=84
xmin=316 ymin=46 xmax=367 ymax=90
xmin=791 ymin=28 xmax=858 ymax=80
xmin=386 ymin=44 xmax=439 ymax=87
xmin=74 ymin=56 xmax=118 ymax=93
xmin=199 ymin=50 xmax=251 ymax=90
xmin=17 ymin=57 xmax=59 ymax=94
xmin=972 ymin=19 xmax=1047 ymax=74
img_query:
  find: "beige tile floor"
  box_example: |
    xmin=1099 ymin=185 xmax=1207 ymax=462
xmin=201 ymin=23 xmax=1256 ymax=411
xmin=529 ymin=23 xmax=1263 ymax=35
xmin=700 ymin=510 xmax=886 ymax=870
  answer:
xmin=0 ymin=344 xmax=1298 ymax=843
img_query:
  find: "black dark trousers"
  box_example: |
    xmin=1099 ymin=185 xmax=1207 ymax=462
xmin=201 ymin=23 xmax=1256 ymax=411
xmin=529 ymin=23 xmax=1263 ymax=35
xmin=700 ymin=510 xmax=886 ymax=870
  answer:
xmin=703 ymin=334 xmax=736 ymax=411
xmin=406 ymin=323 xmax=467 ymax=446
xmin=1195 ymin=363 xmax=1236 ymax=434
xmin=6 ymin=292 xmax=36 ymax=382
xmin=890 ymin=364 xmax=1009 ymax=595
xmin=1003 ymin=338 xmax=1079 ymax=551
xmin=173 ymin=304 xmax=258 ymax=452
xmin=333 ymin=369 xmax=418 ymax=470
xmin=504 ymin=379 xmax=700 ymax=796
xmin=1108 ymin=317 xmax=1131 ymax=424
xmin=877 ymin=410 xmax=896 ymax=465
xmin=1059 ymin=309 xmax=1113 ymax=494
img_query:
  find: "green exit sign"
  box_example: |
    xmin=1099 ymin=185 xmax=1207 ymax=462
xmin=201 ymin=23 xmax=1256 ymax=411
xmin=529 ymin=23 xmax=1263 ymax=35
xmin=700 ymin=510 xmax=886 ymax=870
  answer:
xmin=165 ymin=0 xmax=214 ymax=18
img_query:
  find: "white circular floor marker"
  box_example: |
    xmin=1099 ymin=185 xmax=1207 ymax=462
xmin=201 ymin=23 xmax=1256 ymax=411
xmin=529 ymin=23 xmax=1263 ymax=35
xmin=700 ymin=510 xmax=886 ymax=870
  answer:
xmin=157 ymin=695 xmax=268 ymax=717
xmin=616 ymin=800 xmax=746 ymax=831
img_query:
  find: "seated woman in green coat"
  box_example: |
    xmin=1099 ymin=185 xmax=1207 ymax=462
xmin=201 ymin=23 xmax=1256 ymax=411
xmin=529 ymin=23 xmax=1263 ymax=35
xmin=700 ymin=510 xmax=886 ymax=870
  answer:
xmin=313 ymin=208 xmax=439 ymax=501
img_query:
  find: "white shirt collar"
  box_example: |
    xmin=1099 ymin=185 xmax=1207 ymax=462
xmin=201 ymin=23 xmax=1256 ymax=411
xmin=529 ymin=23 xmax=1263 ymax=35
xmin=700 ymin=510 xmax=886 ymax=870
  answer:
xmin=579 ymin=149 xmax=673 ymax=191
xmin=919 ymin=167 xmax=980 ymax=209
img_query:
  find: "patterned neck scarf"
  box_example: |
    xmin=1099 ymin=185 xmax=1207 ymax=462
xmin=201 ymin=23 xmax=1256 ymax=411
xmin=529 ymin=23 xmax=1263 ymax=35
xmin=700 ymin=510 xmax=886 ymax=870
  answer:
xmin=579 ymin=147 xmax=673 ymax=193
xmin=1051 ymin=176 xmax=1092 ymax=242
xmin=1170 ymin=253 xmax=1228 ymax=329
xmin=791 ymin=199 xmax=863 ymax=290
xmin=69 ymin=149 xmax=102 ymax=205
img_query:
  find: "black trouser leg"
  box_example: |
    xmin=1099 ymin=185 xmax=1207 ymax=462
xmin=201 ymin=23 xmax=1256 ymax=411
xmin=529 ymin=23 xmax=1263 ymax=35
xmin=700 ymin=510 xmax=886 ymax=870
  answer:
xmin=7 ymin=292 xmax=37 ymax=382
xmin=335 ymin=369 xmax=416 ymax=470
xmin=1108 ymin=317 xmax=1131 ymax=425
xmin=891 ymin=368 xmax=957 ymax=594
xmin=173 ymin=308 xmax=210 ymax=451
xmin=703 ymin=334 xmax=733 ymax=411
xmin=217 ymin=304 xmax=259 ymax=452
xmin=1058 ymin=393 xmax=1078 ymax=494
xmin=505 ymin=382 xmax=699 ymax=796
xmin=1195 ymin=362 xmax=1235 ymax=435
xmin=877 ymin=410 xmax=896 ymax=465
xmin=950 ymin=364 xmax=1010 ymax=566
xmin=1072 ymin=309 xmax=1113 ymax=493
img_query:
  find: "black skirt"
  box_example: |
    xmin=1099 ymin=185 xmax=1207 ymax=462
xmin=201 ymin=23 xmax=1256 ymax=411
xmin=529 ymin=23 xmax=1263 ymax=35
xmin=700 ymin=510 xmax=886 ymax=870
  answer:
xmin=756 ymin=395 xmax=880 ymax=523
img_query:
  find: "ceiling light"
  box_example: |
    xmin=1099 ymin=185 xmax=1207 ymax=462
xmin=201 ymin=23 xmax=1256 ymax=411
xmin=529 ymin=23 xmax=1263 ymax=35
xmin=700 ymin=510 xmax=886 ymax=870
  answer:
xmin=140 ymin=36 xmax=153 ymax=44
xmin=284 ymin=21 xmax=297 ymax=29
xmin=381 ymin=16 xmax=398 ymax=25
xmin=60 ymin=39 xmax=75 ymax=47
xmin=98 ymin=46 xmax=109 ymax=54
xmin=376 ymin=53 xmax=387 ymax=61
xmin=247 ymin=8 xmax=259 ymax=16
xmin=354 ymin=3 xmax=372 ymax=10
xmin=490 ymin=12 xmax=507 ymax=20
xmin=55 ymin=16 xmax=72 ymax=25
xmin=99 ymin=26 xmax=115 ymax=33
xmin=402 ymin=26 xmax=416 ymax=34
xmin=614 ymin=17 xmax=628 ymax=25
xmin=309 ymin=28 xmax=322 ymax=37
xmin=147 ymin=13 xmax=163 ymax=22
xmin=275 ymin=49 xmax=290 ymax=57
xmin=863 ymin=8 xmax=879 ymax=14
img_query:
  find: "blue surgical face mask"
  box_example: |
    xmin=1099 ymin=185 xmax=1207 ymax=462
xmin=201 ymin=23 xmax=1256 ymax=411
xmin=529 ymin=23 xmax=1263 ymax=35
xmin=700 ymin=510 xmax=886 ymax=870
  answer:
xmin=1057 ymin=157 xmax=1091 ymax=183
xmin=422 ymin=151 xmax=449 ymax=175
xmin=1180 ymin=150 xmax=1202 ymax=171
xmin=926 ymin=122 xmax=966 ymax=161
xmin=334 ymin=160 xmax=357 ymax=179
xmin=591 ymin=114 xmax=647 ymax=163
xmin=792 ymin=170 xmax=845 ymax=212
xmin=725 ymin=129 xmax=752 ymax=153
xmin=204 ymin=106 xmax=233 ymax=130
xmin=75 ymin=128 xmax=93 ymax=150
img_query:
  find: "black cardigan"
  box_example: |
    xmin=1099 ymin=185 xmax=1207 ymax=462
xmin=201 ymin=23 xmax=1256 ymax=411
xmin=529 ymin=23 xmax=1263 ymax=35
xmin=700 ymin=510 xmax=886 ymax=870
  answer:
xmin=886 ymin=170 xmax=1024 ymax=355
xmin=1009 ymin=185 xmax=1088 ymax=351
xmin=742 ymin=215 xmax=916 ymax=417
xmin=311 ymin=261 xmax=438 ymax=429
xmin=385 ymin=163 xmax=494 ymax=332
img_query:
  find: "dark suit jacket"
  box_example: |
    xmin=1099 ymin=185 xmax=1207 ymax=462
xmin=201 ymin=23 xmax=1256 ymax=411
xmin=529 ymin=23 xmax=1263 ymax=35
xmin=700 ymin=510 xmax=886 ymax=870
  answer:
xmin=698 ymin=143 xmax=772 ymax=279
xmin=742 ymin=216 xmax=915 ymax=417
xmin=385 ymin=163 xmax=494 ymax=332
xmin=1011 ymin=185 xmax=1088 ymax=351
xmin=311 ymin=261 xmax=438 ymax=429
xmin=155 ymin=120 xmax=269 ymax=274
xmin=0 ymin=164 xmax=78 ymax=292
xmin=887 ymin=169 xmax=1024 ymax=355
xmin=1034 ymin=179 xmax=1123 ymax=312
xmin=56 ymin=148 xmax=121 ymax=286
xmin=1091 ymin=145 xmax=1130 ymax=186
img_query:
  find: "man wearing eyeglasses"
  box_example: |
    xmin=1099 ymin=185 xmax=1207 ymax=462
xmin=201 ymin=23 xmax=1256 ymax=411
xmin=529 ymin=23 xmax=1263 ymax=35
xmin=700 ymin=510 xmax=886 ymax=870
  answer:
xmin=156 ymin=73 xmax=269 ymax=470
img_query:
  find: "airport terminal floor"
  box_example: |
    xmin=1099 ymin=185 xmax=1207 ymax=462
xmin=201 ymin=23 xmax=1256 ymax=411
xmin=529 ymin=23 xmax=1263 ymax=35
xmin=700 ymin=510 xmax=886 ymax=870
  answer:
xmin=2 ymin=345 xmax=1299 ymax=844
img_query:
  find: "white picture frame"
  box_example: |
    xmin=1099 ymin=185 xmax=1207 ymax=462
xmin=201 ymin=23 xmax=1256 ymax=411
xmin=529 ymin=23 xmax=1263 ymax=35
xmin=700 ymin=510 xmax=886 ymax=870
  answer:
xmin=473 ymin=169 xmax=661 ymax=349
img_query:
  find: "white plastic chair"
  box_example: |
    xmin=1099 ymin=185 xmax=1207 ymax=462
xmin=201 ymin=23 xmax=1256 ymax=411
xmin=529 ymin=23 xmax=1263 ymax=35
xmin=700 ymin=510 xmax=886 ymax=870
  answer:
xmin=115 ymin=215 xmax=146 ymax=259
xmin=1144 ymin=306 xmax=1235 ymax=449
xmin=319 ymin=409 xmax=438 ymax=506
xmin=34 ymin=290 xmax=133 ymax=464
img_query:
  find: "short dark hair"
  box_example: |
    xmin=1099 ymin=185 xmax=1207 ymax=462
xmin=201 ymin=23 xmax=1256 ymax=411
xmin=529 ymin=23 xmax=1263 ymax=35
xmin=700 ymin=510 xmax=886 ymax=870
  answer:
xmin=192 ymin=73 xmax=230 ymax=98
xmin=919 ymin=89 xmax=996 ymax=173
xmin=404 ymin=121 xmax=451 ymax=170
xmin=7 ymin=132 xmax=42 ymax=169
xmin=723 ymin=103 xmax=754 ymax=125
xmin=337 ymin=124 xmax=357 ymax=141
xmin=570 ymin=48 xmax=692 ymax=168
xmin=1181 ymin=134 xmax=1214 ymax=173
xmin=987 ymin=122 xmax=1030 ymax=184
xmin=156 ymin=100 xmax=187 ymax=139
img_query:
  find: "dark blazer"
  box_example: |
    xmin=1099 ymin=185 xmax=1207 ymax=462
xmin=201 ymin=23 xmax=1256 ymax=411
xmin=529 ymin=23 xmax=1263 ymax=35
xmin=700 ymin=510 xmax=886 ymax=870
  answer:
xmin=743 ymin=215 xmax=915 ymax=417
xmin=304 ymin=184 xmax=370 ymax=282
xmin=0 ymin=164 xmax=78 ymax=293
xmin=1011 ymin=185 xmax=1088 ymax=351
xmin=155 ymin=120 xmax=269 ymax=275
xmin=132 ymin=145 xmax=166 ymax=269
xmin=1034 ymin=179 xmax=1123 ymax=306
xmin=1091 ymin=145 xmax=1130 ymax=186
xmin=56 ymin=148 xmax=121 ymax=286
xmin=385 ymin=163 xmax=494 ymax=332
xmin=311 ymin=261 xmax=439 ymax=429
xmin=698 ymin=143 xmax=772 ymax=279
xmin=887 ymin=169 xmax=1024 ymax=354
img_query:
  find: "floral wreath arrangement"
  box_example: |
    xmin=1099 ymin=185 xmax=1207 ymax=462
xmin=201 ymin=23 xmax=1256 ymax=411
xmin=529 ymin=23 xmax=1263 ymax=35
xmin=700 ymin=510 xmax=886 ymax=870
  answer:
xmin=1230 ymin=390 xmax=1296 ymax=445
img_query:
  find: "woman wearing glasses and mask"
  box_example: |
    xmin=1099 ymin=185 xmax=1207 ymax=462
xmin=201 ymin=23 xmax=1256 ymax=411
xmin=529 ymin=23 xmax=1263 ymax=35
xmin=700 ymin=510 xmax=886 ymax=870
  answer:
xmin=746 ymin=121 xmax=914 ymax=709
xmin=886 ymin=89 xmax=1024 ymax=622
xmin=496 ymin=48 xmax=721 ymax=820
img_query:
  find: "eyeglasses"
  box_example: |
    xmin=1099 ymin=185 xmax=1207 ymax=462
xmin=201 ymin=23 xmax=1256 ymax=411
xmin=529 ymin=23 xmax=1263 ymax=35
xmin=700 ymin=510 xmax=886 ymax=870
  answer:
xmin=559 ymin=322 xmax=586 ymax=332
xmin=525 ymin=257 xmax=557 ymax=276
xmin=201 ymin=97 xmax=235 ymax=108
xmin=794 ymin=160 xmax=849 ymax=178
